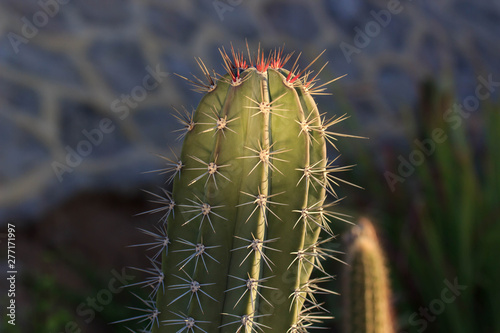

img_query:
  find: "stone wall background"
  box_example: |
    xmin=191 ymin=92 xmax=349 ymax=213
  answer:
xmin=1 ymin=0 xmax=499 ymax=222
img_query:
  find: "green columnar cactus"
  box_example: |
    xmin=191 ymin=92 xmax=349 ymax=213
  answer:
xmin=120 ymin=46 xmax=355 ymax=332
xmin=343 ymin=218 xmax=395 ymax=333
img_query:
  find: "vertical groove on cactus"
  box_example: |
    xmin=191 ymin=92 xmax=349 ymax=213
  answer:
xmin=343 ymin=218 xmax=395 ymax=333
xmin=116 ymin=44 xmax=360 ymax=333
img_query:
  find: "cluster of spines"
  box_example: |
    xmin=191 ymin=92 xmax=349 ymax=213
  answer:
xmin=116 ymin=44 xmax=359 ymax=333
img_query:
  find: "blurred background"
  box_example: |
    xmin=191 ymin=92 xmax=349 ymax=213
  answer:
xmin=0 ymin=0 xmax=499 ymax=332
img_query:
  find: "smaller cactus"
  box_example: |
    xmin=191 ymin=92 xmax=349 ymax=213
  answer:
xmin=343 ymin=218 xmax=395 ymax=333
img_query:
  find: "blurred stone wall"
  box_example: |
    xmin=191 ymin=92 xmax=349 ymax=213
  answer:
xmin=1 ymin=0 xmax=499 ymax=223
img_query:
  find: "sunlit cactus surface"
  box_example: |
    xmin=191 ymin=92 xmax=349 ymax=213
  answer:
xmin=118 ymin=45 xmax=358 ymax=333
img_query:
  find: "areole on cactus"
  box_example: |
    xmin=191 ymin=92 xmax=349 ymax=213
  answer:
xmin=117 ymin=44 xmax=360 ymax=332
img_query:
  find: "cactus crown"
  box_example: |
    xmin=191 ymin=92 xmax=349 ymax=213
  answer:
xmin=118 ymin=44 xmax=357 ymax=333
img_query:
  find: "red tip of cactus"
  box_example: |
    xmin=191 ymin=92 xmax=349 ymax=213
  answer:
xmin=255 ymin=53 xmax=270 ymax=73
xmin=269 ymin=47 xmax=292 ymax=69
xmin=218 ymin=44 xmax=326 ymax=85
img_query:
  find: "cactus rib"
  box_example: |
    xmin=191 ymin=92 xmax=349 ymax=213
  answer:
xmin=121 ymin=45 xmax=356 ymax=333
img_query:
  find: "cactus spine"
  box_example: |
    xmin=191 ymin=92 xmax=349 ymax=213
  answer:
xmin=121 ymin=46 xmax=354 ymax=332
xmin=343 ymin=218 xmax=395 ymax=333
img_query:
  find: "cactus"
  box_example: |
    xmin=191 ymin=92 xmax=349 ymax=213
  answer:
xmin=119 ymin=45 xmax=357 ymax=332
xmin=343 ymin=218 xmax=395 ymax=333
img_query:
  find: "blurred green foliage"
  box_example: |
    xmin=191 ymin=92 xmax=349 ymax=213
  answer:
xmin=2 ymin=248 xmax=148 ymax=333
xmin=334 ymin=80 xmax=500 ymax=333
